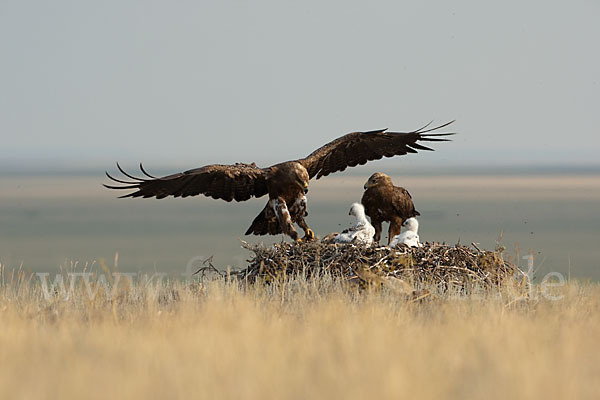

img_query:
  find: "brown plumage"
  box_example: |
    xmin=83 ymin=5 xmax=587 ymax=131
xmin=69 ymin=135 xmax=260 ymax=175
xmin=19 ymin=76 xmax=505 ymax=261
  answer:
xmin=104 ymin=121 xmax=454 ymax=241
xmin=361 ymin=172 xmax=420 ymax=245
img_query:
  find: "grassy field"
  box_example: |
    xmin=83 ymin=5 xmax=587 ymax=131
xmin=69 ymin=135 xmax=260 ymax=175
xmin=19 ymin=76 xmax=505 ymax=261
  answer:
xmin=1 ymin=270 xmax=599 ymax=400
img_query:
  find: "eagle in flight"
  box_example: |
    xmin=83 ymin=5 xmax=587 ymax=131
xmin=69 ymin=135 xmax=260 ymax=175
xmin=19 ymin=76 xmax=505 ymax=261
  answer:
xmin=104 ymin=121 xmax=455 ymax=241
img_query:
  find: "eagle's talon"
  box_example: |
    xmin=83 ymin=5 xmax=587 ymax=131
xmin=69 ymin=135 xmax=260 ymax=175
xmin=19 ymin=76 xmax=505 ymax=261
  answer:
xmin=302 ymin=228 xmax=315 ymax=242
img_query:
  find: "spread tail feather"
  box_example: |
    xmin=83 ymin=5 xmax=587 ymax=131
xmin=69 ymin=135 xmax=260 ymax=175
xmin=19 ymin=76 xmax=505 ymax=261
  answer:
xmin=245 ymin=204 xmax=282 ymax=236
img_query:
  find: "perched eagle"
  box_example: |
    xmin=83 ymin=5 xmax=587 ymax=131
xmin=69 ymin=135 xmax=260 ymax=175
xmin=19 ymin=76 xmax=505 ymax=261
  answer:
xmin=105 ymin=121 xmax=454 ymax=241
xmin=361 ymin=172 xmax=420 ymax=244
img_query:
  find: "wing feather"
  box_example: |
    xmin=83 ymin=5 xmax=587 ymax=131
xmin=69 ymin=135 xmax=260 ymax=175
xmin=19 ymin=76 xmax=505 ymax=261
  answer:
xmin=299 ymin=121 xmax=455 ymax=179
xmin=104 ymin=163 xmax=269 ymax=202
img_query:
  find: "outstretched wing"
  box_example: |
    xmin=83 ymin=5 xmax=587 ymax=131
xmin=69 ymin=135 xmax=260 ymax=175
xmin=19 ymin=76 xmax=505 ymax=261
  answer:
xmin=104 ymin=163 xmax=269 ymax=202
xmin=298 ymin=121 xmax=455 ymax=179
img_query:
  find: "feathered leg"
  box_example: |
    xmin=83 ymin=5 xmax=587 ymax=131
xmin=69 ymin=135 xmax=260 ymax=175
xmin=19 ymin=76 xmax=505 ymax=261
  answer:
xmin=270 ymin=197 xmax=299 ymax=241
xmin=290 ymin=194 xmax=314 ymax=241
xmin=372 ymin=220 xmax=383 ymax=244
xmin=388 ymin=217 xmax=404 ymax=245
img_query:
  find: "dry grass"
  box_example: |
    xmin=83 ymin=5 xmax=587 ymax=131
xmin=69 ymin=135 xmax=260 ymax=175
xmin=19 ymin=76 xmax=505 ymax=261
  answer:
xmin=1 ymin=268 xmax=599 ymax=400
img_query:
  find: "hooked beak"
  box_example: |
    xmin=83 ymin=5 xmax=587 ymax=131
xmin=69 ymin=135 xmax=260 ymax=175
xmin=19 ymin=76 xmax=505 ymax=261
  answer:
xmin=363 ymin=183 xmax=369 ymax=190
xmin=301 ymin=182 xmax=309 ymax=194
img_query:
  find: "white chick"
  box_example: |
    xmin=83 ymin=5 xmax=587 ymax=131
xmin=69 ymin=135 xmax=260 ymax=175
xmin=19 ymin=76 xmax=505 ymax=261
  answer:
xmin=390 ymin=217 xmax=421 ymax=248
xmin=334 ymin=203 xmax=375 ymax=245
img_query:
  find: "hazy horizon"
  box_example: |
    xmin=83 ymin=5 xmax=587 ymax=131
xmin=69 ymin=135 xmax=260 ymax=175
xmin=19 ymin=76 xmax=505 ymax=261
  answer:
xmin=2 ymin=173 xmax=599 ymax=280
xmin=2 ymin=161 xmax=600 ymax=178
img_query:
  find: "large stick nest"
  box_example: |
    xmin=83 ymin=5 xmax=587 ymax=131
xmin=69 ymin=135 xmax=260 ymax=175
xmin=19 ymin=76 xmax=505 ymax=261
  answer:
xmin=232 ymin=240 xmax=520 ymax=292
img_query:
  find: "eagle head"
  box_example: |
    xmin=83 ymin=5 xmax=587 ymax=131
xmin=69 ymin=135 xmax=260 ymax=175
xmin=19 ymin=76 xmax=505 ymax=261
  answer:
xmin=364 ymin=172 xmax=392 ymax=190
xmin=290 ymin=163 xmax=310 ymax=194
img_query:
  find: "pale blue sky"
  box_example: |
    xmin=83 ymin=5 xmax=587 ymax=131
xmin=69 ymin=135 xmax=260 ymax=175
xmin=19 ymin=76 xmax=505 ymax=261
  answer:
xmin=1 ymin=0 xmax=599 ymax=170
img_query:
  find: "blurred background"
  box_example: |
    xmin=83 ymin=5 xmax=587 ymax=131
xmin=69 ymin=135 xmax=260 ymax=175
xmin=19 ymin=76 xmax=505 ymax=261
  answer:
xmin=1 ymin=0 xmax=599 ymax=279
